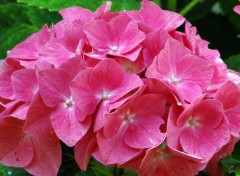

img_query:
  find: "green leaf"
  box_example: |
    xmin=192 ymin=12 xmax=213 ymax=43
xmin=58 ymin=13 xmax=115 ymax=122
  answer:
xmin=221 ymin=156 xmax=240 ymax=173
xmin=17 ymin=0 xmax=104 ymax=11
xmin=111 ymin=0 xmax=141 ymax=11
xmin=27 ymin=6 xmax=61 ymax=28
xmin=0 ymin=24 xmax=38 ymax=59
xmin=0 ymin=164 xmax=30 ymax=176
xmin=0 ymin=3 xmax=29 ymax=31
xmin=225 ymin=53 xmax=240 ymax=72
xmin=17 ymin=0 xmax=141 ymax=12
xmin=167 ymin=0 xmax=177 ymax=11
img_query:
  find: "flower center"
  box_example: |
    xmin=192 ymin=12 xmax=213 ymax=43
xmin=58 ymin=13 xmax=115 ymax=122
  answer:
xmin=110 ymin=45 xmax=119 ymax=53
xmin=63 ymin=97 xmax=75 ymax=109
xmin=167 ymin=74 xmax=180 ymax=85
xmin=186 ymin=116 xmax=199 ymax=129
xmin=121 ymin=109 xmax=134 ymax=125
xmin=98 ymin=91 xmax=112 ymax=101
xmin=153 ymin=149 xmax=171 ymax=163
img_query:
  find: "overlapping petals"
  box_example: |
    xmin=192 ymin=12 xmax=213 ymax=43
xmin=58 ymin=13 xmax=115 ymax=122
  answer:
xmin=0 ymin=1 xmax=239 ymax=176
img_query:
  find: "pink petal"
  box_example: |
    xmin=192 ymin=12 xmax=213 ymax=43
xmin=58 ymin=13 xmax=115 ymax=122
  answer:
xmin=116 ymin=56 xmax=145 ymax=74
xmin=127 ymin=1 xmax=185 ymax=33
xmin=0 ymin=117 xmax=34 ymax=167
xmin=178 ymin=100 xmax=230 ymax=162
xmin=215 ymin=81 xmax=240 ymax=109
xmin=124 ymin=116 xmax=165 ymax=149
xmin=11 ymin=69 xmax=38 ymax=102
xmin=177 ymin=99 xmax=223 ymax=128
xmin=51 ymin=107 xmax=91 ymax=147
xmin=166 ymin=104 xmax=183 ymax=150
xmin=225 ymin=107 xmax=240 ymax=137
xmin=115 ymin=44 xmax=143 ymax=62
xmin=139 ymin=144 xmax=201 ymax=176
xmin=59 ymin=7 xmax=93 ymax=24
xmin=11 ymin=103 xmax=29 ymax=120
xmin=83 ymin=19 xmax=112 ymax=53
xmin=0 ymin=102 xmax=5 ymax=114
xmin=84 ymin=15 xmax=145 ymax=57
xmin=104 ymin=113 xmax=123 ymax=138
xmin=176 ymin=82 xmax=202 ymax=102
xmin=0 ymin=64 xmax=15 ymax=100
xmin=94 ymin=102 xmax=110 ymax=132
xmin=38 ymin=69 xmax=72 ymax=107
xmin=39 ymin=39 xmax=76 ymax=67
xmin=111 ymin=73 xmax=143 ymax=103
xmin=24 ymin=139 xmax=62 ymax=176
xmin=146 ymin=40 xmax=213 ymax=102
xmin=70 ymin=69 xmax=100 ymax=115
xmin=234 ymin=5 xmax=240 ymax=15
xmin=180 ymin=123 xmax=229 ymax=162
xmin=97 ymin=129 xmax=140 ymax=165
xmin=24 ymin=93 xmax=56 ymax=140
xmin=74 ymin=129 xmax=97 ymax=171
xmin=111 ymin=16 xmax=145 ymax=53
xmin=143 ymin=29 xmax=170 ymax=66
xmin=146 ymin=39 xmax=191 ymax=80
xmin=0 ymin=100 xmax=25 ymax=119
xmin=94 ymin=1 xmax=112 ymax=20
xmin=8 ymin=25 xmax=52 ymax=60
xmin=1 ymin=136 xmax=33 ymax=167
xmin=70 ymin=59 xmax=125 ymax=115
xmin=59 ymin=56 xmax=86 ymax=79
xmin=8 ymin=43 xmax=39 ymax=60
xmin=176 ymin=55 xmax=213 ymax=90
xmin=123 ymin=94 xmax=166 ymax=148
xmin=89 ymin=59 xmax=124 ymax=90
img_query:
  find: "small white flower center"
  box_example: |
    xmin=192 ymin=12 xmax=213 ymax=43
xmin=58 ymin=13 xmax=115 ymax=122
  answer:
xmin=63 ymin=97 xmax=75 ymax=109
xmin=98 ymin=91 xmax=112 ymax=100
xmin=97 ymin=91 xmax=114 ymax=105
xmin=186 ymin=116 xmax=199 ymax=129
xmin=110 ymin=45 xmax=119 ymax=53
xmin=121 ymin=109 xmax=134 ymax=125
xmin=167 ymin=75 xmax=180 ymax=85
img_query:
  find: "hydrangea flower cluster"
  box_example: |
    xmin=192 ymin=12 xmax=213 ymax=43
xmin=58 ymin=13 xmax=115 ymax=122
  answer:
xmin=0 ymin=1 xmax=240 ymax=176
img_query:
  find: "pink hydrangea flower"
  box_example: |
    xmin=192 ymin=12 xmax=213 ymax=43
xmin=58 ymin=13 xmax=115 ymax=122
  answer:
xmin=70 ymin=59 xmax=143 ymax=131
xmin=97 ymin=94 xmax=166 ymax=164
xmin=38 ymin=69 xmax=91 ymax=147
xmin=138 ymin=143 xmax=202 ymax=176
xmin=0 ymin=1 xmax=239 ymax=175
xmin=0 ymin=116 xmax=61 ymax=176
xmin=126 ymin=1 xmax=185 ymax=33
xmin=167 ymin=99 xmax=230 ymax=162
xmin=83 ymin=15 xmax=145 ymax=61
xmin=146 ymin=39 xmax=214 ymax=103
xmin=234 ymin=5 xmax=240 ymax=15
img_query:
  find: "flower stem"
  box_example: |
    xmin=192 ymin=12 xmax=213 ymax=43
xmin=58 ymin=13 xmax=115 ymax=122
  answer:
xmin=180 ymin=0 xmax=201 ymax=16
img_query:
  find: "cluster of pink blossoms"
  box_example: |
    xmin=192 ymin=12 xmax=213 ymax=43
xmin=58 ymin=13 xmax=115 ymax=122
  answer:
xmin=0 ymin=1 xmax=240 ymax=176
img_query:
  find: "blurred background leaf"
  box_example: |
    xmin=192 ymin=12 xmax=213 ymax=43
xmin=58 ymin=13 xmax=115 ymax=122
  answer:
xmin=225 ymin=53 xmax=240 ymax=71
xmin=17 ymin=0 xmax=103 ymax=11
xmin=0 ymin=164 xmax=30 ymax=176
xmin=0 ymin=24 xmax=38 ymax=59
